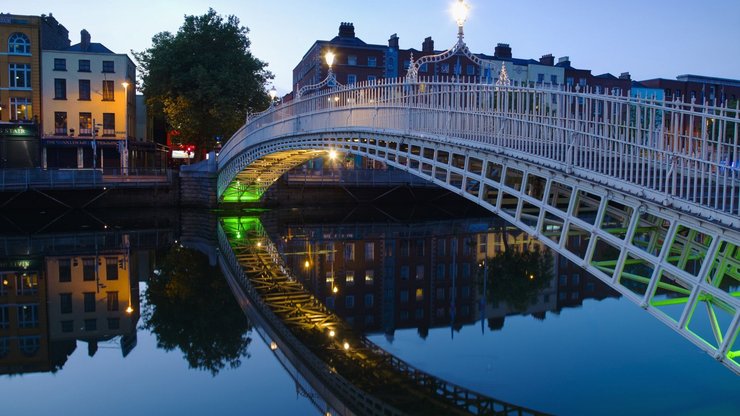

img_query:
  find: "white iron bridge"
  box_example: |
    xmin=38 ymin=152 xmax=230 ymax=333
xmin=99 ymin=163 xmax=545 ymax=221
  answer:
xmin=215 ymin=78 xmax=740 ymax=374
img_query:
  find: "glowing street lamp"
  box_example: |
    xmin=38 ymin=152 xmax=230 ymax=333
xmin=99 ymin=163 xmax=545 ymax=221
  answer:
xmin=328 ymin=149 xmax=338 ymax=160
xmin=297 ymin=50 xmax=341 ymax=99
xmin=121 ymin=81 xmax=130 ymax=175
xmin=452 ymin=0 xmax=470 ymax=28
xmin=269 ymin=86 xmax=278 ymax=102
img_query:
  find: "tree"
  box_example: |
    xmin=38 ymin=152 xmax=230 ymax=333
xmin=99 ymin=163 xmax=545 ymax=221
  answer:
xmin=143 ymin=245 xmax=252 ymax=375
xmin=482 ymin=244 xmax=554 ymax=313
xmin=134 ymin=9 xmax=272 ymax=155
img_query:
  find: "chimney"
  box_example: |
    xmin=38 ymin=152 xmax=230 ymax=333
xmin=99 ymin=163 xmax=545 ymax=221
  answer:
xmin=619 ymin=72 xmax=631 ymax=80
xmin=338 ymin=22 xmax=355 ymax=38
xmin=494 ymin=43 xmax=512 ymax=59
xmin=539 ymin=54 xmax=554 ymax=66
xmin=557 ymin=56 xmax=570 ymax=66
xmin=80 ymin=29 xmax=90 ymax=52
xmin=422 ymin=36 xmax=434 ymax=53
xmin=388 ymin=33 xmax=399 ymax=49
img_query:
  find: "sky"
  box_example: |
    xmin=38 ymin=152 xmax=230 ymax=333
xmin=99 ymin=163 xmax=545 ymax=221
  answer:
xmin=11 ymin=0 xmax=740 ymax=95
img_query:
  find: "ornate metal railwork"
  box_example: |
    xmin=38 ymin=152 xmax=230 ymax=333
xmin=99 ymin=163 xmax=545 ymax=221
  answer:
xmin=215 ymin=77 xmax=740 ymax=375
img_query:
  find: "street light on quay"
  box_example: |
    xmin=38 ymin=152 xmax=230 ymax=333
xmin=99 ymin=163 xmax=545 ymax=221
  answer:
xmin=268 ymin=85 xmax=278 ymax=103
xmin=122 ymin=81 xmax=130 ymax=175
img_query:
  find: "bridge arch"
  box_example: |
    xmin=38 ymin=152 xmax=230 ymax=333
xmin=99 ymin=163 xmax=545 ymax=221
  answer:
xmin=215 ymin=79 xmax=740 ymax=374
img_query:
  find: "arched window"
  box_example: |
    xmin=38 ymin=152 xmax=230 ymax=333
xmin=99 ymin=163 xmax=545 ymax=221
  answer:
xmin=8 ymin=32 xmax=31 ymax=54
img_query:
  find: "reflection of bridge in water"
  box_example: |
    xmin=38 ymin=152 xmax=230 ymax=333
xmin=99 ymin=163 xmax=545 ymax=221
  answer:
xmin=218 ymin=215 xmax=550 ymax=416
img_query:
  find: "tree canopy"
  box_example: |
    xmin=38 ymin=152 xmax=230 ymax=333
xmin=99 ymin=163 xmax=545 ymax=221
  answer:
xmin=134 ymin=9 xmax=271 ymax=155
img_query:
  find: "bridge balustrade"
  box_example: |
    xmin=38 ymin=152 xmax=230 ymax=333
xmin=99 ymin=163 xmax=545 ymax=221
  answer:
xmin=223 ymin=77 xmax=740 ymax=226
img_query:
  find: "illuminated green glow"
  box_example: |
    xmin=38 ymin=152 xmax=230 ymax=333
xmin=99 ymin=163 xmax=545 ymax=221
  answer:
xmin=221 ymin=185 xmax=263 ymax=203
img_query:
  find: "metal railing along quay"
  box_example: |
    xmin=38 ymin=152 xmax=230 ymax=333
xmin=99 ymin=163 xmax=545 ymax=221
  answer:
xmin=0 ymin=168 xmax=173 ymax=192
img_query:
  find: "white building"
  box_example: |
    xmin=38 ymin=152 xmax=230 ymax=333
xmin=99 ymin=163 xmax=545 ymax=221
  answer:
xmin=40 ymin=29 xmax=135 ymax=171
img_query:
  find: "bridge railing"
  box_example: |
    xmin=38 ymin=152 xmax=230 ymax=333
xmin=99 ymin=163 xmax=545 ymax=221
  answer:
xmin=0 ymin=167 xmax=173 ymax=192
xmin=223 ymin=77 xmax=740 ymax=222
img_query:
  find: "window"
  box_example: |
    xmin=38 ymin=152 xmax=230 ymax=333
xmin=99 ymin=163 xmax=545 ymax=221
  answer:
xmin=578 ymin=78 xmax=587 ymax=87
xmin=420 ymin=63 xmax=428 ymax=72
xmin=102 ymin=80 xmax=114 ymax=101
xmin=54 ymin=112 xmax=68 ymax=135
xmin=9 ymin=63 xmax=31 ymax=88
xmin=367 ymin=75 xmax=376 ymax=83
xmin=54 ymin=78 xmax=67 ymax=99
xmin=0 ymin=338 xmax=8 ymax=359
xmin=101 ymin=114 xmax=115 ymax=137
xmin=399 ymin=240 xmax=410 ymax=256
xmin=367 ymin=56 xmax=376 ymax=67
xmin=436 ymin=288 xmax=445 ymax=300
xmin=326 ymin=242 xmax=334 ymax=261
xmin=60 ymin=293 xmax=73 ymax=314
xmin=415 ymin=308 xmax=424 ymax=319
xmin=449 ymin=263 xmax=457 ymax=279
xmin=79 ymin=79 xmax=91 ymax=100
xmin=61 ymin=320 xmax=73 ymax=333
xmin=441 ymin=63 xmax=449 ymax=74
xmin=415 ymin=240 xmax=425 ymax=256
xmin=364 ymin=294 xmax=374 ymax=308
xmin=415 ymin=265 xmax=424 ymax=280
xmin=18 ymin=304 xmax=39 ymax=328
xmin=107 ymin=291 xmax=119 ymax=311
xmin=54 ymin=58 xmax=66 ymax=71
xmin=466 ymin=64 xmax=476 ymax=75
xmin=19 ymin=336 xmax=40 ymax=357
xmin=84 ymin=318 xmax=97 ymax=331
xmin=344 ymin=243 xmax=355 ymax=261
xmin=364 ymin=270 xmax=374 ymax=285
xmin=78 ymin=59 xmax=91 ymax=72
xmin=364 ymin=242 xmax=374 ymax=261
xmin=347 ymin=55 xmax=357 ymax=65
xmin=462 ymin=263 xmax=471 ymax=278
xmin=17 ymin=274 xmax=38 ymax=295
xmin=345 ymin=271 xmax=354 ymax=285
xmin=325 ymin=297 xmax=335 ymax=309
xmin=345 ymin=295 xmax=355 ymax=308
xmin=102 ymin=60 xmax=114 ymax=73
xmin=84 ymin=292 xmax=96 ymax=312
xmin=0 ymin=274 xmax=8 ymax=296
xmin=79 ymin=113 xmax=92 ymax=136
xmin=479 ymin=234 xmax=487 ymax=254
xmin=462 ymin=285 xmax=470 ymax=298
xmin=415 ymin=288 xmax=424 ymax=301
xmin=399 ymin=290 xmax=408 ymax=303
xmin=82 ymin=257 xmax=96 ymax=279
xmin=566 ymin=77 xmax=574 ymax=86
xmin=325 ymin=272 xmax=334 ymax=285
xmin=8 ymin=32 xmax=31 ymax=54
xmin=572 ymin=274 xmax=580 ymax=285
xmin=0 ymin=306 xmax=8 ymax=329
xmin=537 ymin=73 xmax=545 ymax=83
xmin=347 ymin=74 xmax=356 ymax=84
xmin=436 ymin=263 xmax=445 ymax=279
xmin=105 ymin=256 xmax=118 ymax=278
xmin=107 ymin=318 xmax=120 ymax=330
xmin=400 ymin=265 xmax=409 ymax=281
xmin=437 ymin=240 xmax=446 ymax=256
xmin=559 ymin=274 xmax=567 ymax=285
xmin=551 ymin=74 xmax=558 ymax=85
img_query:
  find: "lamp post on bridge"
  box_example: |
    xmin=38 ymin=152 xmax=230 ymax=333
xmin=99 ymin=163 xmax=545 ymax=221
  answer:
xmin=297 ymin=51 xmax=340 ymax=99
xmin=122 ymin=81 xmax=129 ymax=176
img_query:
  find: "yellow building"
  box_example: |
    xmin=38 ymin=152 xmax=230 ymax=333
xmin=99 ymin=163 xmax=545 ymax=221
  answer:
xmin=45 ymin=250 xmax=137 ymax=348
xmin=0 ymin=262 xmax=52 ymax=375
xmin=41 ymin=30 xmax=135 ymax=170
xmin=0 ymin=13 xmax=69 ymax=167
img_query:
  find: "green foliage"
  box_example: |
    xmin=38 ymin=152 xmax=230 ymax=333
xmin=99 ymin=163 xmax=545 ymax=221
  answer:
xmin=142 ymin=245 xmax=252 ymax=375
xmin=483 ymin=245 xmax=554 ymax=312
xmin=134 ymin=9 xmax=272 ymax=153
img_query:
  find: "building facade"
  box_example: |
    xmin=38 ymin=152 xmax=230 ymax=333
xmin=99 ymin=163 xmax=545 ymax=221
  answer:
xmin=41 ymin=30 xmax=135 ymax=170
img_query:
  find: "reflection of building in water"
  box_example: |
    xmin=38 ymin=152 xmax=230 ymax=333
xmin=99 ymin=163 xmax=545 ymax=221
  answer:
xmin=282 ymin=222 xmax=484 ymax=336
xmin=0 ymin=259 xmax=52 ymax=374
xmin=46 ymin=244 xmax=139 ymax=357
xmin=279 ymin=220 xmax=620 ymax=337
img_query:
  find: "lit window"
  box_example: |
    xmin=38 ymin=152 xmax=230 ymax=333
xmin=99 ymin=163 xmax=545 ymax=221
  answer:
xmin=8 ymin=32 xmax=30 ymax=54
xmin=364 ymin=270 xmax=374 ymax=285
xmin=345 ymin=271 xmax=354 ymax=285
xmin=364 ymin=242 xmax=374 ymax=261
xmin=415 ymin=288 xmax=423 ymax=301
xmin=344 ymin=243 xmax=354 ymax=261
xmin=17 ymin=304 xmax=39 ymax=328
xmin=10 ymin=97 xmax=32 ymax=120
xmin=54 ymin=112 xmax=68 ymax=135
xmin=16 ymin=273 xmax=38 ymax=295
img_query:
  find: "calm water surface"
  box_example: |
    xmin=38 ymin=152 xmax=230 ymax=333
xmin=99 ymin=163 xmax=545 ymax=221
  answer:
xmin=0 ymin=206 xmax=737 ymax=415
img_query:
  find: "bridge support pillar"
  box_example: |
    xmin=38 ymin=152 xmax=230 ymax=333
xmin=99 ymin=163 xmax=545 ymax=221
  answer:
xmin=180 ymin=153 xmax=218 ymax=208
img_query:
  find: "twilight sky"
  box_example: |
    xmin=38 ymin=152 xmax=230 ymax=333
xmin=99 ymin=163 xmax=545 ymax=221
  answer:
xmin=12 ymin=0 xmax=740 ymax=94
